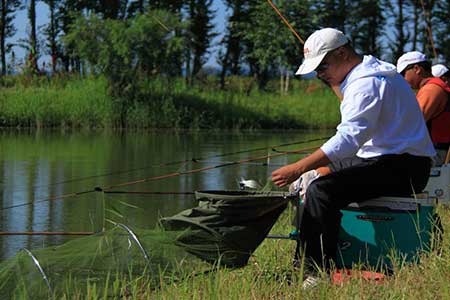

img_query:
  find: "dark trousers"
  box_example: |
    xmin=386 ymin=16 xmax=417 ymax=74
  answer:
xmin=299 ymin=153 xmax=431 ymax=271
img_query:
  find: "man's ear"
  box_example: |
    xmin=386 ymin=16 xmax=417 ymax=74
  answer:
xmin=413 ymin=64 xmax=423 ymax=75
xmin=334 ymin=47 xmax=345 ymax=57
xmin=336 ymin=46 xmax=351 ymax=61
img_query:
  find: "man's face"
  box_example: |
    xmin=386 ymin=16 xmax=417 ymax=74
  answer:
xmin=401 ymin=64 xmax=421 ymax=89
xmin=316 ymin=47 xmax=348 ymax=87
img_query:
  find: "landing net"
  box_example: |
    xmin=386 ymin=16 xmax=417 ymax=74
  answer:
xmin=0 ymin=190 xmax=292 ymax=299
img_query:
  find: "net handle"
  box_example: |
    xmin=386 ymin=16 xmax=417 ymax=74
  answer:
xmin=116 ymin=223 xmax=150 ymax=262
xmin=22 ymin=248 xmax=54 ymax=299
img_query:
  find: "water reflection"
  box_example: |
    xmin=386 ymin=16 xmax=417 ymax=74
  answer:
xmin=0 ymin=129 xmax=328 ymax=259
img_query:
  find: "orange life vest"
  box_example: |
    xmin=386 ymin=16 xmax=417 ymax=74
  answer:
xmin=425 ymin=77 xmax=450 ymax=147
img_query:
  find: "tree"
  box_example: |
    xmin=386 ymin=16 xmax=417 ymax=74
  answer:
xmin=148 ymin=0 xmax=184 ymax=13
xmin=218 ymin=0 xmax=251 ymax=89
xmin=127 ymin=0 xmax=146 ymax=17
xmin=94 ymin=0 xmax=129 ymax=20
xmin=314 ymin=0 xmax=349 ymax=32
xmin=64 ymin=11 xmax=185 ymax=125
xmin=58 ymin=0 xmax=89 ymax=72
xmin=384 ymin=0 xmax=412 ymax=62
xmin=185 ymin=0 xmax=216 ymax=82
xmin=410 ymin=0 xmax=420 ymax=50
xmin=27 ymin=0 xmax=39 ymax=73
xmin=240 ymin=1 xmax=293 ymax=91
xmin=0 ymin=0 xmax=21 ymax=75
xmin=347 ymin=0 xmax=385 ymax=57
xmin=281 ymin=0 xmax=315 ymax=68
xmin=434 ymin=0 xmax=450 ymax=62
xmin=148 ymin=0 xmax=185 ymax=75
xmin=42 ymin=0 xmax=61 ymax=72
xmin=418 ymin=0 xmax=437 ymax=59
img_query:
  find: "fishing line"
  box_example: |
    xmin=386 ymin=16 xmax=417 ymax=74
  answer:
xmin=99 ymin=145 xmax=319 ymax=191
xmin=0 ymin=231 xmax=96 ymax=236
xmin=271 ymin=147 xmax=314 ymax=154
xmin=1 ymin=136 xmax=330 ymax=194
xmin=0 ymin=144 xmax=320 ymax=211
xmin=103 ymin=191 xmax=195 ymax=195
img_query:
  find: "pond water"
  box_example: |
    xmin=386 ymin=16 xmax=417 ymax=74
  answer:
xmin=0 ymin=129 xmax=330 ymax=259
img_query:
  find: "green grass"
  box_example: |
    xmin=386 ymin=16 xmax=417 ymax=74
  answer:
xmin=49 ymin=204 xmax=450 ymax=299
xmin=0 ymin=76 xmax=340 ymax=129
xmin=0 ymin=77 xmax=112 ymax=128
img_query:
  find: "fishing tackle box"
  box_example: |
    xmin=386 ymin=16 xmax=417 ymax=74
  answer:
xmin=337 ymin=196 xmax=438 ymax=269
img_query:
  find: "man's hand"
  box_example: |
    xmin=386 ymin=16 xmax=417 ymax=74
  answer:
xmin=271 ymin=162 xmax=302 ymax=187
xmin=271 ymin=149 xmax=331 ymax=187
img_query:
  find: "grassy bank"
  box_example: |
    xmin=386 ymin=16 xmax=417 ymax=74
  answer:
xmin=0 ymin=76 xmax=340 ymax=129
xmin=55 ymin=204 xmax=449 ymax=299
xmin=0 ymin=77 xmax=113 ymax=128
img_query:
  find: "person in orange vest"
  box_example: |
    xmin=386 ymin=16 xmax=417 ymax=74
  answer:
xmin=432 ymin=63 xmax=450 ymax=87
xmin=397 ymin=52 xmax=450 ymax=165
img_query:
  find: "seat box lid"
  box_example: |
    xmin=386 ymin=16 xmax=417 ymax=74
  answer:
xmin=345 ymin=196 xmax=436 ymax=212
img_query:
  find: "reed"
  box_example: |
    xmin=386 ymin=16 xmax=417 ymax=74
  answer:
xmin=0 ymin=76 xmax=340 ymax=129
xmin=0 ymin=77 xmax=112 ymax=128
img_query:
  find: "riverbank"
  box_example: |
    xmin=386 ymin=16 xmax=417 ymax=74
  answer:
xmin=0 ymin=76 xmax=339 ymax=129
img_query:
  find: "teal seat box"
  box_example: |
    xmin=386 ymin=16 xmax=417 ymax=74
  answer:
xmin=337 ymin=197 xmax=437 ymax=269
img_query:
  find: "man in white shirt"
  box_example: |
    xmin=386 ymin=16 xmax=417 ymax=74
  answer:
xmin=271 ymin=28 xmax=435 ymax=284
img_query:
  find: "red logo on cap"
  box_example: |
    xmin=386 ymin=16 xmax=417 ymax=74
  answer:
xmin=304 ymin=48 xmax=310 ymax=55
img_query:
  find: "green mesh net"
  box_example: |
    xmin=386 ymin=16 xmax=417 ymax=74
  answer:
xmin=0 ymin=225 xmax=211 ymax=299
xmin=0 ymin=190 xmax=293 ymax=299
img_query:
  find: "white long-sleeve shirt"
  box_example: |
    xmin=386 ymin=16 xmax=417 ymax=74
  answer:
xmin=321 ymin=55 xmax=436 ymax=161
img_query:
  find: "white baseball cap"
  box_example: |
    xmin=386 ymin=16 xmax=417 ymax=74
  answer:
xmin=432 ymin=64 xmax=449 ymax=77
xmin=295 ymin=28 xmax=349 ymax=75
xmin=396 ymin=51 xmax=427 ymax=73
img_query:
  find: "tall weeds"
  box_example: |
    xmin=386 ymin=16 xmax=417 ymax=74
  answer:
xmin=0 ymin=76 xmax=340 ymax=129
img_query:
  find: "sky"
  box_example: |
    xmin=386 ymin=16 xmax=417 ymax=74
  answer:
xmin=10 ymin=1 xmax=228 ymax=70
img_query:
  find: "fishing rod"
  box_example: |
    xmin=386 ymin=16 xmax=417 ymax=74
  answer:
xmin=103 ymin=191 xmax=195 ymax=195
xmin=0 ymin=231 xmax=96 ymax=236
xmin=3 ymin=136 xmax=330 ymax=195
xmin=99 ymin=145 xmax=319 ymax=191
xmin=267 ymin=0 xmax=304 ymax=45
xmin=0 ymin=143 xmax=320 ymax=211
xmin=266 ymin=234 xmax=295 ymax=240
xmin=0 ymin=231 xmax=295 ymax=239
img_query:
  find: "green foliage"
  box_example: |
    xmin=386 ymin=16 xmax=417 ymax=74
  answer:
xmin=0 ymin=0 xmax=22 ymax=75
xmin=186 ymin=0 xmax=217 ymax=78
xmin=0 ymin=76 xmax=340 ymax=129
xmin=313 ymin=0 xmax=349 ymax=31
xmin=434 ymin=0 xmax=450 ymax=62
xmin=347 ymin=0 xmax=385 ymax=57
xmin=63 ymin=10 xmax=185 ymax=125
xmin=64 ymin=11 xmax=184 ymax=80
xmin=241 ymin=2 xmax=288 ymax=69
xmin=239 ymin=1 xmax=293 ymax=89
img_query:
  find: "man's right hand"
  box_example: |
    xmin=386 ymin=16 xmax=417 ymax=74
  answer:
xmin=271 ymin=162 xmax=303 ymax=187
